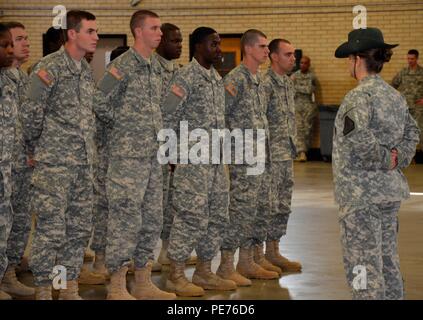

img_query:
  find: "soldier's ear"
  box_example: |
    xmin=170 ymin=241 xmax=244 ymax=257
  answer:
xmin=66 ymin=29 xmax=77 ymax=41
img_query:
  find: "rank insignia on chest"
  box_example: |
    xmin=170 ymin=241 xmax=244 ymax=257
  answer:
xmin=171 ymin=84 xmax=186 ymax=98
xmin=37 ymin=69 xmax=53 ymax=86
xmin=109 ymin=66 xmax=123 ymax=80
xmin=225 ymin=83 xmax=237 ymax=97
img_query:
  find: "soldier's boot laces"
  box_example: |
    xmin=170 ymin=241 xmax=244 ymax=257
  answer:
xmin=166 ymin=259 xmax=204 ymax=297
xmin=35 ymin=285 xmax=52 ymax=300
xmin=0 ymin=265 xmax=35 ymax=296
xmin=107 ymin=266 xmax=136 ymax=300
xmin=58 ymin=280 xmax=83 ymax=300
xmin=236 ymin=247 xmax=279 ymax=280
xmin=92 ymin=253 xmax=110 ymax=279
xmin=130 ymin=260 xmax=176 ymax=300
xmin=216 ymin=250 xmax=252 ymax=287
xmin=254 ymin=244 xmax=282 ymax=276
xmin=78 ymin=261 xmax=107 ymax=285
xmin=192 ymin=260 xmax=237 ymax=291
xmin=265 ymin=240 xmax=302 ymax=273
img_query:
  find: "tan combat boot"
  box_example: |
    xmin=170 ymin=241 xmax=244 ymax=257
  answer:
xmin=35 ymin=285 xmax=52 ymax=300
xmin=58 ymin=280 xmax=82 ymax=300
xmin=192 ymin=260 xmax=236 ymax=291
xmin=107 ymin=266 xmax=136 ymax=300
xmin=0 ymin=265 xmax=35 ymax=296
xmin=216 ymin=250 xmax=252 ymax=287
xmin=83 ymin=248 xmax=95 ymax=262
xmin=254 ymin=244 xmax=282 ymax=276
xmin=78 ymin=261 xmax=107 ymax=285
xmin=92 ymin=253 xmax=110 ymax=279
xmin=159 ymin=240 xmax=197 ymax=265
xmin=0 ymin=279 xmax=12 ymax=300
xmin=299 ymin=152 xmax=307 ymax=162
xmin=265 ymin=241 xmax=302 ymax=272
xmin=236 ymin=247 xmax=279 ymax=280
xmin=166 ymin=259 xmax=204 ymax=297
xmin=130 ymin=260 xmax=176 ymax=300
xmin=152 ymin=261 xmax=162 ymax=272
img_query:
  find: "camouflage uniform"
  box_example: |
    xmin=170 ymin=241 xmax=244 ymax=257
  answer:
xmin=392 ymin=65 xmax=423 ymax=145
xmin=21 ymin=47 xmax=96 ymax=286
xmin=154 ymin=52 xmax=179 ymax=242
xmin=262 ymin=68 xmax=297 ymax=241
xmin=0 ymin=69 xmax=17 ymax=280
xmin=222 ymin=63 xmax=270 ymax=251
xmin=333 ymin=74 xmax=420 ymax=299
xmin=293 ymin=69 xmax=318 ymax=153
xmin=161 ymin=58 xmax=229 ymax=262
xmin=4 ymin=68 xmax=33 ymax=267
xmin=93 ymin=48 xmax=163 ymax=273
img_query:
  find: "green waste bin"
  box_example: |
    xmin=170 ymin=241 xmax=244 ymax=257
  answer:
xmin=319 ymin=105 xmax=339 ymax=162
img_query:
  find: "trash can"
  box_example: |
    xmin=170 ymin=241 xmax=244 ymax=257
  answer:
xmin=319 ymin=105 xmax=339 ymax=162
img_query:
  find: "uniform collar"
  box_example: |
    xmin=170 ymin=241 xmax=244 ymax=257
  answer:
xmin=267 ymin=67 xmax=288 ymax=87
xmin=60 ymin=46 xmax=91 ymax=75
xmin=359 ymin=73 xmax=381 ymax=84
xmin=239 ymin=63 xmax=260 ymax=85
xmin=154 ymin=52 xmax=176 ymax=72
xmin=192 ymin=57 xmax=222 ymax=81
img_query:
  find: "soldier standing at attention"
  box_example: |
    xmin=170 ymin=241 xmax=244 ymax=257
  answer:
xmin=292 ymin=56 xmax=318 ymax=162
xmin=20 ymin=10 xmax=99 ymax=300
xmin=153 ymin=23 xmax=197 ymax=271
xmin=217 ymin=29 xmax=279 ymax=286
xmin=261 ymin=38 xmax=302 ymax=274
xmin=0 ymin=23 xmax=17 ymax=300
xmin=162 ymin=26 xmax=236 ymax=297
xmin=333 ymin=27 xmax=419 ymax=300
xmin=392 ymin=49 xmax=423 ymax=148
xmin=94 ymin=10 xmax=175 ymax=300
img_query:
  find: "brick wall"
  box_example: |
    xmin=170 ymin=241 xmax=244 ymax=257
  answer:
xmin=1 ymin=0 xmax=422 ymax=147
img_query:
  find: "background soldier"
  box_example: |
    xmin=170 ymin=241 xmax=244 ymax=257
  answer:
xmin=261 ymin=38 xmax=302 ymax=274
xmin=162 ymin=27 xmax=236 ymax=297
xmin=1 ymin=21 xmax=35 ymax=298
xmin=392 ymin=49 xmax=423 ymax=149
xmin=292 ymin=56 xmax=318 ymax=162
xmin=21 ymin=10 xmax=99 ymax=300
xmin=94 ymin=10 xmax=175 ymax=300
xmin=333 ymin=28 xmax=419 ymax=299
xmin=0 ymin=23 xmax=17 ymax=300
xmin=217 ymin=29 xmax=279 ymax=285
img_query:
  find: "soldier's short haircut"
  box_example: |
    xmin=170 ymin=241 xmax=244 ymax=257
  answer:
xmin=130 ymin=10 xmax=159 ymax=37
xmin=4 ymin=21 xmax=25 ymax=30
xmin=268 ymin=38 xmax=291 ymax=61
xmin=408 ymin=49 xmax=419 ymax=58
xmin=64 ymin=10 xmax=96 ymax=42
xmin=241 ymin=29 xmax=267 ymax=55
xmin=161 ymin=23 xmax=180 ymax=39
xmin=190 ymin=27 xmax=217 ymax=55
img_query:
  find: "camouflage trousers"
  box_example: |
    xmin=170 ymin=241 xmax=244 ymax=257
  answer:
xmin=0 ymin=164 xmax=13 ymax=280
xmin=410 ymin=108 xmax=423 ymax=149
xmin=29 ymin=163 xmax=93 ymax=286
xmin=161 ymin=165 xmax=174 ymax=241
xmin=168 ymin=164 xmax=229 ymax=262
xmin=267 ymin=160 xmax=294 ymax=241
xmin=105 ymin=156 xmax=162 ymax=273
xmin=6 ymin=166 xmax=33 ymax=266
xmin=339 ymin=201 xmax=404 ymax=300
xmin=90 ymin=152 xmax=109 ymax=255
xmin=221 ymin=164 xmax=268 ymax=251
xmin=295 ymin=99 xmax=317 ymax=153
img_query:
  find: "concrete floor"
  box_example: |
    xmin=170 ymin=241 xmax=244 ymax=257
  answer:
xmin=17 ymin=162 xmax=423 ymax=300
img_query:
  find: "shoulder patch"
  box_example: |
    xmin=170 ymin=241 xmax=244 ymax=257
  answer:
xmin=225 ymin=83 xmax=237 ymax=97
xmin=37 ymin=69 xmax=53 ymax=86
xmin=171 ymin=84 xmax=186 ymax=98
xmin=343 ymin=115 xmax=355 ymax=136
xmin=109 ymin=66 xmax=124 ymax=80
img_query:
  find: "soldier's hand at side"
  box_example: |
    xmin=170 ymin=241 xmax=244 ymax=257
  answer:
xmin=415 ymin=98 xmax=423 ymax=106
xmin=390 ymin=148 xmax=398 ymax=170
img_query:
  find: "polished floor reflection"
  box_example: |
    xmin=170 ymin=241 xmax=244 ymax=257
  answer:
xmin=17 ymin=162 xmax=423 ymax=300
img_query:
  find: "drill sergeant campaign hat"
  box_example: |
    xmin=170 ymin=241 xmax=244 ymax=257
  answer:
xmin=334 ymin=27 xmax=398 ymax=58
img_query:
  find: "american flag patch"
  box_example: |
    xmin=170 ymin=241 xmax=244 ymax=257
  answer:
xmin=225 ymin=83 xmax=237 ymax=97
xmin=109 ymin=66 xmax=123 ymax=80
xmin=171 ymin=84 xmax=186 ymax=98
xmin=37 ymin=69 xmax=53 ymax=86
